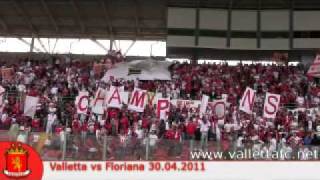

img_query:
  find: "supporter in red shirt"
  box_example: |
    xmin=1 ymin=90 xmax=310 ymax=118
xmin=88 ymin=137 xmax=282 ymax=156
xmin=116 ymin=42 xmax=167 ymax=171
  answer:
xmin=186 ymin=119 xmax=197 ymax=140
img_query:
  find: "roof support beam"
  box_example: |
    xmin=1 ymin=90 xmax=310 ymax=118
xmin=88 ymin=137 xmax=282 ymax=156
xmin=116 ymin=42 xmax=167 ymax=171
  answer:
xmin=70 ymin=0 xmax=86 ymax=33
xmin=99 ymin=0 xmax=113 ymax=37
xmin=37 ymin=38 xmax=49 ymax=53
xmin=124 ymin=40 xmax=136 ymax=56
xmin=134 ymin=0 xmax=141 ymax=37
xmin=226 ymin=0 xmax=233 ymax=47
xmin=40 ymin=0 xmax=59 ymax=32
xmin=0 ymin=16 xmax=9 ymax=32
xmin=18 ymin=38 xmax=42 ymax=52
xmin=91 ymin=39 xmax=108 ymax=52
xmin=11 ymin=0 xmax=37 ymax=33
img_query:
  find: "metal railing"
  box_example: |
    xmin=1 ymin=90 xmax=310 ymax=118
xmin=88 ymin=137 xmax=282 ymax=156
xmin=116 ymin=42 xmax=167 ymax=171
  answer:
xmin=1 ymin=130 xmax=320 ymax=161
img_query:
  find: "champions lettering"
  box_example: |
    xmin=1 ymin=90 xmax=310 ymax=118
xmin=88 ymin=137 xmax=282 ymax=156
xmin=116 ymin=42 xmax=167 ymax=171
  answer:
xmin=75 ymin=85 xmax=283 ymax=119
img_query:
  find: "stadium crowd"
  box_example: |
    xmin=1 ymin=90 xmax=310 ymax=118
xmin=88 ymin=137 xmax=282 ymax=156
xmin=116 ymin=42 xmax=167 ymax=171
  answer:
xmin=0 ymin=51 xmax=320 ymax=160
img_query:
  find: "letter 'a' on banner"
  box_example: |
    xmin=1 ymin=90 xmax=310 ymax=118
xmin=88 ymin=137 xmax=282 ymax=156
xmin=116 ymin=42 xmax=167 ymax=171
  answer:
xmin=307 ymin=54 xmax=320 ymax=78
xmin=75 ymin=91 xmax=89 ymax=114
xmin=239 ymin=87 xmax=256 ymax=114
xmin=128 ymin=88 xmax=147 ymax=112
xmin=263 ymin=92 xmax=281 ymax=119
xmin=106 ymin=86 xmax=128 ymax=109
xmin=157 ymin=98 xmax=170 ymax=120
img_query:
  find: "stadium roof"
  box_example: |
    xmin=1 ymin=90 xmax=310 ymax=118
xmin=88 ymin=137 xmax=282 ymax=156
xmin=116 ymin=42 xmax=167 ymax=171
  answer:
xmin=0 ymin=0 xmax=320 ymax=40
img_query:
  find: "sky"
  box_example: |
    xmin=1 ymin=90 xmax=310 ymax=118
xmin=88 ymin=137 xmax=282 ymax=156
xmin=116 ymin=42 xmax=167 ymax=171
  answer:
xmin=0 ymin=37 xmax=300 ymax=66
xmin=0 ymin=37 xmax=166 ymax=57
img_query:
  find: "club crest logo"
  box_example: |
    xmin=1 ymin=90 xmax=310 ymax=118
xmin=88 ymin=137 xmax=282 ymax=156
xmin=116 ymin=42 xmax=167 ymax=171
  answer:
xmin=3 ymin=143 xmax=31 ymax=178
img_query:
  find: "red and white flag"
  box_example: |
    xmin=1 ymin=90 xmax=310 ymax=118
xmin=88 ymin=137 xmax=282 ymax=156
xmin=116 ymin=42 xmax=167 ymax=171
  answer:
xmin=307 ymin=55 xmax=320 ymax=78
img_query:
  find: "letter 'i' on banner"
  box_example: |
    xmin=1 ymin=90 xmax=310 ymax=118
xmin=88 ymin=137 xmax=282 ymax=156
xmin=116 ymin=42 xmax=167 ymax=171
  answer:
xmin=0 ymin=85 xmax=5 ymax=113
xmin=199 ymin=95 xmax=209 ymax=117
xmin=239 ymin=87 xmax=256 ymax=114
xmin=263 ymin=92 xmax=281 ymax=119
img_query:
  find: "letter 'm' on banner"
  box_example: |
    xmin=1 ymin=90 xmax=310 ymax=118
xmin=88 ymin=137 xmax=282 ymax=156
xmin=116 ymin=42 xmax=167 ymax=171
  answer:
xmin=128 ymin=88 xmax=147 ymax=112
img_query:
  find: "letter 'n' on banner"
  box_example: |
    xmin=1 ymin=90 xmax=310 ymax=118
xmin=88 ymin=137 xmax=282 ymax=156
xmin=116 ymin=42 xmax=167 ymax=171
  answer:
xmin=263 ymin=92 xmax=281 ymax=119
xmin=239 ymin=87 xmax=256 ymax=114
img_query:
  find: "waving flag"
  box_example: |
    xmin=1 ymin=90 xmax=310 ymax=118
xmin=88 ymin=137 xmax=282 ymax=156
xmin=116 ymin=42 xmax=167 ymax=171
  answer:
xmin=307 ymin=55 xmax=320 ymax=78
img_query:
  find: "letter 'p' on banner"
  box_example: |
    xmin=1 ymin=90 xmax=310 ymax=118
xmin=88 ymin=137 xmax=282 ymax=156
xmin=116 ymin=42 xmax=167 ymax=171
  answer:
xmin=263 ymin=92 xmax=281 ymax=119
xmin=239 ymin=87 xmax=256 ymax=114
xmin=157 ymin=98 xmax=170 ymax=120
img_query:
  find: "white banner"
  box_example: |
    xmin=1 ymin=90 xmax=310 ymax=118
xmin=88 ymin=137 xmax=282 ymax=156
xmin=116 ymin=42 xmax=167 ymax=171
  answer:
xmin=157 ymin=98 xmax=170 ymax=120
xmin=171 ymin=99 xmax=201 ymax=109
xmin=199 ymin=95 xmax=209 ymax=117
xmin=102 ymin=59 xmax=172 ymax=81
xmin=128 ymin=88 xmax=147 ymax=112
xmin=239 ymin=87 xmax=256 ymax=114
xmin=23 ymin=96 xmax=39 ymax=118
xmin=0 ymin=86 xmax=5 ymax=113
xmin=91 ymin=88 xmax=106 ymax=114
xmin=208 ymin=99 xmax=226 ymax=120
xmin=263 ymin=92 xmax=281 ymax=119
xmin=75 ymin=91 xmax=89 ymax=114
xmin=106 ymin=86 xmax=128 ymax=109
xmin=42 ymin=161 xmax=320 ymax=180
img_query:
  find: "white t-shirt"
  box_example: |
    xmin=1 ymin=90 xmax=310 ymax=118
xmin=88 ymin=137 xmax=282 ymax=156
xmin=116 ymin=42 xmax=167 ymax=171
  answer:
xmin=135 ymin=129 xmax=144 ymax=139
xmin=199 ymin=121 xmax=210 ymax=133
xmin=149 ymin=134 xmax=158 ymax=146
